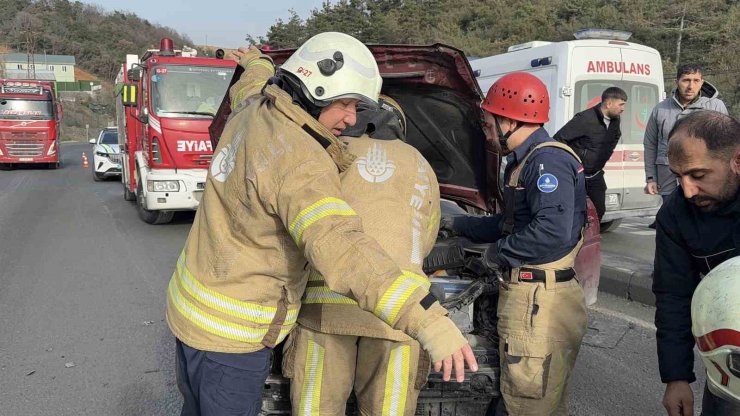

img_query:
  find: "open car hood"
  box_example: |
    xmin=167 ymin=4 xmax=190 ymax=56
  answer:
xmin=210 ymin=44 xmax=500 ymax=211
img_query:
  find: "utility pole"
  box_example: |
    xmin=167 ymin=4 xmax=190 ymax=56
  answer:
xmin=675 ymin=3 xmax=687 ymax=69
xmin=24 ymin=26 xmax=37 ymax=79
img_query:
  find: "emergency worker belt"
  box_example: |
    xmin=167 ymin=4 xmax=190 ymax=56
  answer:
xmin=511 ymin=267 xmax=576 ymax=283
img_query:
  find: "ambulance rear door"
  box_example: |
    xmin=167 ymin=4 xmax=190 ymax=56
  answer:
xmin=570 ymin=45 xmax=626 ymax=216
xmin=618 ymin=46 xmax=663 ymax=212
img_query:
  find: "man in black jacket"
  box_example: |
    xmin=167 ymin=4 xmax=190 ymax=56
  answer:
xmin=555 ymin=87 xmax=627 ymax=220
xmin=653 ymin=111 xmax=740 ymax=416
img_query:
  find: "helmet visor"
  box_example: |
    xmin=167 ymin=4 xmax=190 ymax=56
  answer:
xmin=729 ymin=352 xmax=740 ymax=378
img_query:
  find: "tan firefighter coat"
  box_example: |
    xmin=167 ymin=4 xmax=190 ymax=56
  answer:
xmin=165 ymin=51 xmax=465 ymax=362
xmin=298 ymin=136 xmax=441 ymax=341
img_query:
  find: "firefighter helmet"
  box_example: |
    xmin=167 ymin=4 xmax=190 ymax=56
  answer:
xmin=691 ymin=255 xmax=740 ymax=403
xmin=280 ymin=32 xmax=382 ymax=107
xmin=481 ymin=72 xmax=550 ymax=123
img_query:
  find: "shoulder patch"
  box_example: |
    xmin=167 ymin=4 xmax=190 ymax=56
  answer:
xmin=537 ymin=173 xmax=559 ymax=193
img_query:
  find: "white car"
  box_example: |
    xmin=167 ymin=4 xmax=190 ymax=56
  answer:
xmin=89 ymin=127 xmax=122 ymax=181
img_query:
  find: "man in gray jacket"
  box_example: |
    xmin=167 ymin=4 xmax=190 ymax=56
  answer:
xmin=644 ymin=64 xmax=728 ymax=215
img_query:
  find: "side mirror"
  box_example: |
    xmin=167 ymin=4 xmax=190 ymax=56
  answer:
xmin=88 ymin=138 xmax=96 ymax=144
xmin=140 ymin=107 xmax=149 ymax=124
xmin=122 ymin=84 xmax=137 ymax=107
xmin=56 ymin=103 xmax=64 ymax=121
xmin=127 ymin=67 xmax=141 ymax=82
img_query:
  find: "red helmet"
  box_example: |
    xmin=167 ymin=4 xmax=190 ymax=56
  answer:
xmin=481 ymin=72 xmax=550 ymax=123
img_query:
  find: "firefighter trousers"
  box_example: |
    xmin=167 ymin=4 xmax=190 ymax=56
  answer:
xmin=175 ymin=339 xmax=272 ymax=416
xmin=282 ymin=325 xmax=430 ymax=415
xmin=496 ymin=278 xmax=587 ymax=416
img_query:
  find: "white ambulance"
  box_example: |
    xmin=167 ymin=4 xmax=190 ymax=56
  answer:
xmin=470 ymin=29 xmax=665 ymax=231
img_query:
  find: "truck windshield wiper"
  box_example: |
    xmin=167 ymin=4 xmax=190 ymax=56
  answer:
xmin=160 ymin=111 xmax=214 ymax=118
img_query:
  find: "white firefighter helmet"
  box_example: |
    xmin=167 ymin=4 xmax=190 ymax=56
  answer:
xmin=691 ymin=255 xmax=740 ymax=403
xmin=280 ymin=32 xmax=382 ymax=107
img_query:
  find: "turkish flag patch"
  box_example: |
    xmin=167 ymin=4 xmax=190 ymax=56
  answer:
xmin=520 ymin=271 xmax=534 ymax=280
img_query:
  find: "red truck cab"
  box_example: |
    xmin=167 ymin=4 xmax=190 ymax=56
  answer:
xmin=0 ymin=79 xmax=63 ymax=169
xmin=116 ymin=39 xmax=236 ymax=224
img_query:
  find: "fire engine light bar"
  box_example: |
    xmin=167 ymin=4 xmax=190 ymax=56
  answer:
xmin=148 ymin=180 xmax=180 ymax=192
xmin=574 ymin=29 xmax=632 ymax=41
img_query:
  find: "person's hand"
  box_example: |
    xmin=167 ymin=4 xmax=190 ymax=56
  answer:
xmin=433 ymin=343 xmax=478 ymax=382
xmin=662 ymin=381 xmax=694 ymax=416
xmin=231 ymin=45 xmax=274 ymax=70
xmin=645 ymin=181 xmax=659 ymax=195
xmin=439 ymin=215 xmax=458 ymax=235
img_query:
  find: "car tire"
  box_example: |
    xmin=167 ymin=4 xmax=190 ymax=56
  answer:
xmin=123 ymin=183 xmax=136 ymax=201
xmin=600 ymin=219 xmax=622 ymax=233
xmin=136 ymin=178 xmax=174 ymax=224
xmin=92 ymin=169 xmax=104 ymax=181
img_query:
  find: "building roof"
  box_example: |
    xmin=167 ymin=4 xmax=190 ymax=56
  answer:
xmin=0 ymin=53 xmax=76 ymax=65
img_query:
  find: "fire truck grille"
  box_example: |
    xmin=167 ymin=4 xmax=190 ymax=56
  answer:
xmin=1 ymin=131 xmax=48 ymax=157
xmin=191 ymin=154 xmax=212 ymax=166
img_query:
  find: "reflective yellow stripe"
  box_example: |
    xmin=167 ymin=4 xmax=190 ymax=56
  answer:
xmin=303 ymin=286 xmax=357 ymax=305
xmin=246 ymin=58 xmax=274 ymax=72
xmin=428 ymin=209 xmax=440 ymax=232
xmin=169 ymin=277 xmax=294 ymax=344
xmin=375 ymin=275 xmax=425 ymax=326
xmin=169 ymin=277 xmax=267 ymax=343
xmin=302 ymin=270 xmax=429 ymax=306
xmin=299 ymin=339 xmax=325 ymax=415
xmin=289 ymin=197 xmax=356 ymax=243
xmin=176 ymin=253 xmax=299 ymax=325
xmin=402 ymin=270 xmax=431 ymax=289
xmin=307 ymin=271 xmax=323 ymax=282
xmin=383 ymin=345 xmax=411 ymax=416
xmin=231 ymin=79 xmax=270 ymax=107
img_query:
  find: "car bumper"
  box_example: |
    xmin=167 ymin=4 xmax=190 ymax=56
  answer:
xmin=0 ymin=154 xmax=58 ymax=164
xmin=93 ymin=155 xmax=122 ymax=176
xmin=601 ymin=206 xmax=660 ymax=222
xmin=143 ymin=169 xmax=206 ymax=211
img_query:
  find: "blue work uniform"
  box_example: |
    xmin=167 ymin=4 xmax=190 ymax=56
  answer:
xmin=454 ymin=128 xmax=586 ymax=268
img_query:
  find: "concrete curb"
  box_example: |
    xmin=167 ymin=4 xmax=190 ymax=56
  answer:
xmin=599 ymin=252 xmax=655 ymax=306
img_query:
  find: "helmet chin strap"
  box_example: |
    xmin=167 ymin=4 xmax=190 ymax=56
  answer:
xmin=494 ymin=116 xmax=522 ymax=153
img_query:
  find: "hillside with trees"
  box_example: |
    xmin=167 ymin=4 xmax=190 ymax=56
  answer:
xmin=0 ymin=0 xmax=194 ymax=140
xmin=252 ymin=0 xmax=740 ymax=117
xmin=0 ymin=0 xmax=192 ymax=82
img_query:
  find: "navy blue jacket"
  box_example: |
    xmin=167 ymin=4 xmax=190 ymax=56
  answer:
xmin=653 ymin=188 xmax=740 ymax=383
xmin=454 ymin=128 xmax=587 ymax=268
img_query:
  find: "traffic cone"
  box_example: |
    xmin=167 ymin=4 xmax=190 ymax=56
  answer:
xmin=82 ymin=153 xmax=89 ymax=168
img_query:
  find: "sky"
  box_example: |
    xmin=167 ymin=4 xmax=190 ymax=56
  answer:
xmin=81 ymin=0 xmax=329 ymax=49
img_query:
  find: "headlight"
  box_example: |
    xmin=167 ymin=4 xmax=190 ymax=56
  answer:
xmin=95 ymin=151 xmax=107 ymax=157
xmin=47 ymin=141 xmax=56 ymax=156
xmin=147 ymin=180 xmax=180 ymax=192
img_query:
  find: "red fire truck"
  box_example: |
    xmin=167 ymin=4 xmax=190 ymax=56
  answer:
xmin=116 ymin=38 xmax=236 ymax=224
xmin=0 ymin=79 xmax=63 ymax=169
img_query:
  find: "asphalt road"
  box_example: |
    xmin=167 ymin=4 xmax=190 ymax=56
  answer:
xmin=601 ymin=217 xmax=657 ymax=265
xmin=0 ymin=143 xmax=708 ymax=416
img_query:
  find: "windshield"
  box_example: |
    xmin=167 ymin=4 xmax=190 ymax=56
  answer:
xmin=0 ymin=98 xmax=54 ymax=120
xmin=99 ymin=130 xmax=118 ymax=145
xmin=150 ymin=65 xmax=235 ymax=118
xmin=574 ymin=80 xmax=660 ymax=144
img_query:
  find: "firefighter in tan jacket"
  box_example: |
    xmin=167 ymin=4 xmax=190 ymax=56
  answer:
xmin=166 ymin=32 xmax=477 ymax=416
xmin=281 ymin=96 xmax=440 ymax=415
